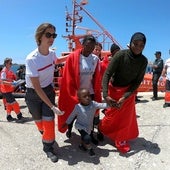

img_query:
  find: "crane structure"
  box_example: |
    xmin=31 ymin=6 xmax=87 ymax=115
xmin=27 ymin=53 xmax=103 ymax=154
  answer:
xmin=63 ymin=0 xmax=122 ymax=52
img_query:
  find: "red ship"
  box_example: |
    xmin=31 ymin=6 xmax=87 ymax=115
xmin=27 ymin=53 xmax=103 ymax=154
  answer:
xmin=54 ymin=0 xmax=165 ymax=93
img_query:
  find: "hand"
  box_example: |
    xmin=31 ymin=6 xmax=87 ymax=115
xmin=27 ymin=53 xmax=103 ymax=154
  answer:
xmin=11 ymin=81 xmax=17 ymax=86
xmin=51 ymin=106 xmax=64 ymax=115
xmin=104 ymin=96 xmax=119 ymax=108
xmin=116 ymin=96 xmax=126 ymax=108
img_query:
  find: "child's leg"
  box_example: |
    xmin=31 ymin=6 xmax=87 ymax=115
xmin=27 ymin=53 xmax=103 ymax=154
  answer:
xmin=90 ymin=95 xmax=99 ymax=144
xmin=78 ymin=130 xmax=96 ymax=157
xmin=94 ymin=115 xmax=104 ymax=141
xmin=97 ymin=126 xmax=104 ymax=141
xmin=91 ymin=115 xmax=102 ymax=144
xmin=90 ymin=130 xmax=98 ymax=145
xmin=78 ymin=129 xmax=91 ymax=148
xmin=66 ymin=117 xmax=76 ymax=138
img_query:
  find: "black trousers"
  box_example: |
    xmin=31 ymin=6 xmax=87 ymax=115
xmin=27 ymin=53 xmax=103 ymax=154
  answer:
xmin=165 ymin=80 xmax=170 ymax=91
xmin=78 ymin=129 xmax=92 ymax=145
xmin=152 ymin=73 xmax=161 ymax=98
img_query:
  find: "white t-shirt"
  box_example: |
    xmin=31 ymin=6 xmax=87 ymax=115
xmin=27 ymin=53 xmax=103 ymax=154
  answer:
xmin=79 ymin=53 xmax=99 ymax=94
xmin=25 ymin=48 xmax=58 ymax=88
xmin=165 ymin=58 xmax=170 ymax=80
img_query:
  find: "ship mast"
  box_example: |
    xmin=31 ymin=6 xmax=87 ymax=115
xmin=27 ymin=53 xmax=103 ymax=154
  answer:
xmin=64 ymin=0 xmax=85 ymax=51
xmin=77 ymin=2 xmax=122 ymax=49
xmin=63 ymin=0 xmax=122 ymax=52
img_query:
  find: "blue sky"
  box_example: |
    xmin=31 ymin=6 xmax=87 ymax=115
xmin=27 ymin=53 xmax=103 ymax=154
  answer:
xmin=0 ymin=0 xmax=170 ymax=64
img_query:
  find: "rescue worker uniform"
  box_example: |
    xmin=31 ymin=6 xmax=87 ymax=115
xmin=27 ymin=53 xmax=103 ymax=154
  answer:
xmin=0 ymin=66 xmax=24 ymax=122
xmin=152 ymin=51 xmax=164 ymax=100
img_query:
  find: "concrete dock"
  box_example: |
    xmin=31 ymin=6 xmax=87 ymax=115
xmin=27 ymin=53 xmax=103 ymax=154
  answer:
xmin=0 ymin=92 xmax=170 ymax=170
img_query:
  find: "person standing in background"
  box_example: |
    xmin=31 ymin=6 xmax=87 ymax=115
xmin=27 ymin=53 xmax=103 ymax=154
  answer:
xmin=151 ymin=51 xmax=164 ymax=100
xmin=99 ymin=32 xmax=148 ymax=153
xmin=25 ymin=23 xmax=65 ymax=163
xmin=16 ymin=65 xmax=26 ymax=92
xmin=92 ymin=42 xmax=103 ymax=61
xmin=0 ymin=58 xmax=25 ymax=122
xmin=100 ymin=43 xmax=120 ymax=78
xmin=161 ymin=58 xmax=170 ymax=107
xmin=100 ymin=43 xmax=120 ymax=115
xmin=0 ymin=66 xmax=7 ymax=110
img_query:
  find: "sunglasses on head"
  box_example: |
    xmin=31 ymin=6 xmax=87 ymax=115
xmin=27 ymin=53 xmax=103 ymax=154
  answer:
xmin=44 ymin=32 xmax=57 ymax=39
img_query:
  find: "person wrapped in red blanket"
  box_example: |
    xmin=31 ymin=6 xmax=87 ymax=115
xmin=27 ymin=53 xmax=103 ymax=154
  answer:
xmin=99 ymin=32 xmax=148 ymax=153
xmin=58 ymin=35 xmax=102 ymax=143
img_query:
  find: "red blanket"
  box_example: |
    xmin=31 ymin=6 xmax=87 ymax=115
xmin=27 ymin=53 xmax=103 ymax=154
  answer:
xmin=58 ymin=49 xmax=102 ymax=133
xmin=100 ymin=55 xmax=109 ymax=78
xmin=99 ymin=84 xmax=139 ymax=142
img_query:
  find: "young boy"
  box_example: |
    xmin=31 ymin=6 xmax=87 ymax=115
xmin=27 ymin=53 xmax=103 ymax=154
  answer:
xmin=65 ymin=88 xmax=109 ymax=157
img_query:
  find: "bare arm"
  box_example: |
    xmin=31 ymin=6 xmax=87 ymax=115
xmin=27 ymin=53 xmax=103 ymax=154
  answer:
xmin=1 ymin=80 xmax=13 ymax=85
xmin=161 ymin=65 xmax=167 ymax=77
xmin=55 ymin=55 xmax=68 ymax=64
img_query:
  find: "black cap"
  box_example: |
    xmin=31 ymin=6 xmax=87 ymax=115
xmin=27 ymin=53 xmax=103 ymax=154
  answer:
xmin=155 ymin=51 xmax=161 ymax=55
xmin=110 ymin=43 xmax=120 ymax=53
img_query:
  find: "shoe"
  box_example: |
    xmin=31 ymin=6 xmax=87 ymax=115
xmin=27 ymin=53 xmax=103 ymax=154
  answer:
xmin=97 ymin=132 xmax=104 ymax=141
xmin=39 ymin=130 xmax=44 ymax=135
xmin=17 ymin=113 xmax=23 ymax=119
xmin=66 ymin=130 xmax=71 ymax=138
xmin=163 ymin=103 xmax=170 ymax=108
xmin=151 ymin=97 xmax=158 ymax=101
xmin=16 ymin=113 xmax=25 ymax=123
xmin=115 ymin=141 xmax=131 ymax=153
xmin=135 ymin=98 xmax=141 ymax=103
xmin=46 ymin=151 xmax=58 ymax=163
xmin=7 ymin=115 xmax=16 ymax=122
xmin=91 ymin=136 xmax=99 ymax=145
xmin=135 ymin=96 xmax=141 ymax=102
xmin=16 ymin=117 xmax=25 ymax=123
xmin=79 ymin=144 xmax=87 ymax=151
xmin=88 ymin=148 xmax=95 ymax=157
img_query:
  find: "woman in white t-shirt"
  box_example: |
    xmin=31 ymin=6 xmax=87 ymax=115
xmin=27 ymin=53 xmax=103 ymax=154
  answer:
xmin=25 ymin=23 xmax=65 ymax=163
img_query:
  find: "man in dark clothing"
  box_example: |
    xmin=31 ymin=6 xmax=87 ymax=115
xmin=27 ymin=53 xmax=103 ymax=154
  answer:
xmin=151 ymin=51 xmax=164 ymax=100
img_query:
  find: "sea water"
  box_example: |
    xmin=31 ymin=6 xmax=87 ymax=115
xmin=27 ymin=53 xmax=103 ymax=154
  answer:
xmin=11 ymin=64 xmax=23 ymax=73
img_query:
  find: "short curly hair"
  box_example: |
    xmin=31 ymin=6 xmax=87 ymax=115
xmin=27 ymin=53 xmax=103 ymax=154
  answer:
xmin=4 ymin=57 xmax=12 ymax=66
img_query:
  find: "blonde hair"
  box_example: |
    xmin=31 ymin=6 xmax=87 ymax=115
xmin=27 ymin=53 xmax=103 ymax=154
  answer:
xmin=35 ymin=23 xmax=56 ymax=46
